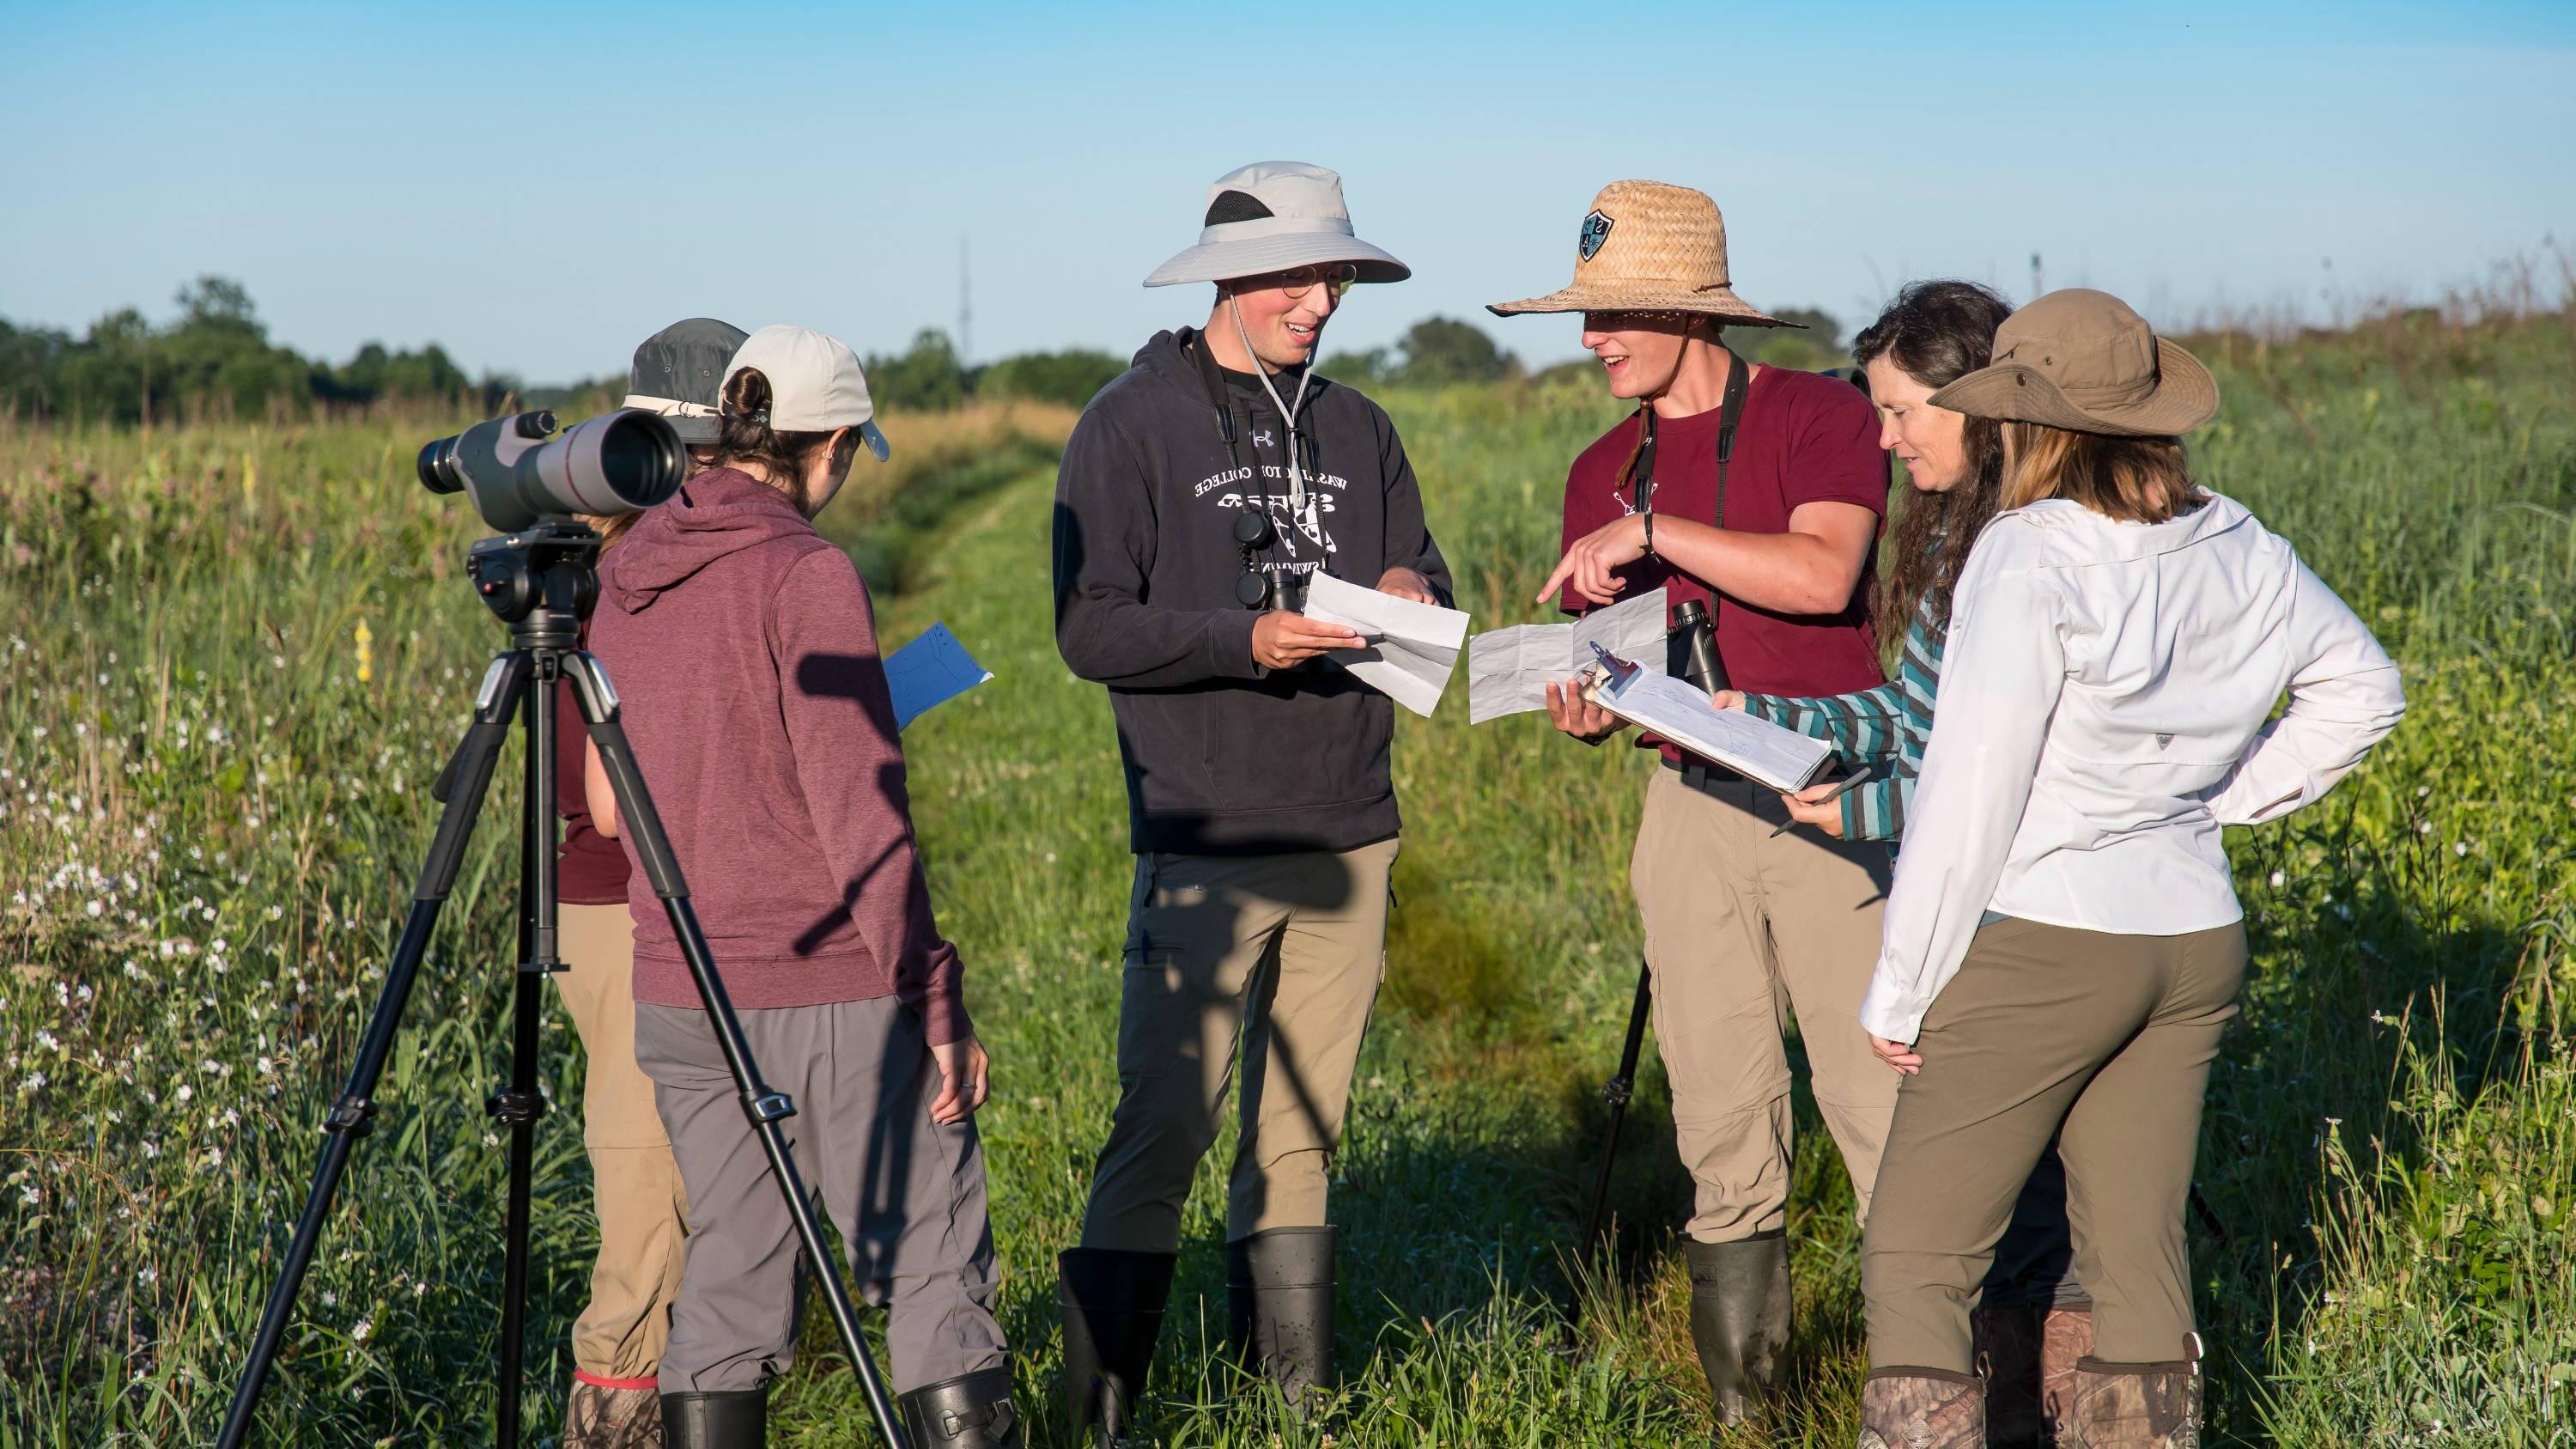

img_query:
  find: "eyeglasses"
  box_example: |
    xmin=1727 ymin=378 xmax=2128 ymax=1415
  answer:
xmin=1263 ymin=263 xmax=1359 ymax=300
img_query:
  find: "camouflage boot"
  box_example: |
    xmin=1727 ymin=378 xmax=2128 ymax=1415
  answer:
xmin=2065 ymin=1357 xmax=2201 ymax=1448
xmin=562 ymin=1379 xmax=664 ymax=1448
xmin=1971 ymin=1303 xmax=2045 ymax=1448
xmin=2037 ymin=1308 xmax=2097 ymax=1444
xmin=1856 ymin=1367 xmax=1985 ymax=1449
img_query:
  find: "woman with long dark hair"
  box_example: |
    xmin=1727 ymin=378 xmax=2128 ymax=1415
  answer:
xmin=1716 ymin=282 xmax=2090 ymax=1443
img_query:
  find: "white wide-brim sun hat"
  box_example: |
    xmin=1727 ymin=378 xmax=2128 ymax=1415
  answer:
xmin=1143 ymin=161 xmax=1409 ymax=288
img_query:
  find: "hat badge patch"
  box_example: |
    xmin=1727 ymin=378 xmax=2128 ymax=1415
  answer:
xmin=1578 ymin=210 xmax=1614 ymax=263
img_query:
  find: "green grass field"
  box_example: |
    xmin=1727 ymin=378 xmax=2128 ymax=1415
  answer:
xmin=4 ymin=307 xmax=2574 ymax=1446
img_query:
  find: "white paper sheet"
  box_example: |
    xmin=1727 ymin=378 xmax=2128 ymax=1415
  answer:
xmin=1298 ymin=571 xmax=1470 ymax=718
xmin=1464 ymin=588 xmax=1671 ymax=724
xmin=884 ymin=623 xmax=993 ymax=732
xmin=1585 ymin=663 xmax=1834 ymax=793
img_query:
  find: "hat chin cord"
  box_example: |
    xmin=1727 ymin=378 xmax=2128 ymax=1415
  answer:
xmin=1228 ymin=293 xmax=1314 ymax=517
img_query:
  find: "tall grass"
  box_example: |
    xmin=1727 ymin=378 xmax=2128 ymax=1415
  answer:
xmin=3 ymin=307 xmax=2572 ymax=1445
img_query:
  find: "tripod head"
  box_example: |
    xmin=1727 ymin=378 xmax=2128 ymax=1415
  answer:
xmin=468 ymin=520 xmax=603 ymax=653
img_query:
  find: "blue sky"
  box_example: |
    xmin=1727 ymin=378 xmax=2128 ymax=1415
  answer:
xmin=3 ymin=1 xmax=2570 ymax=383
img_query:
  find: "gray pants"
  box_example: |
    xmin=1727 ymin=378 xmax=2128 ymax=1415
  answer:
xmin=635 ymin=998 xmax=1006 ymax=1394
xmin=1862 ymin=916 xmax=2246 ymax=1371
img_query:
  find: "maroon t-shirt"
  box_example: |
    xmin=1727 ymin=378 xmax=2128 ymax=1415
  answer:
xmin=554 ymin=669 xmax=629 ymax=905
xmin=1559 ymin=365 xmax=1890 ymax=758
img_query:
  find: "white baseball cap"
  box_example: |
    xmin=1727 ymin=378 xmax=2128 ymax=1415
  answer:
xmin=720 ymin=325 xmax=890 ymax=461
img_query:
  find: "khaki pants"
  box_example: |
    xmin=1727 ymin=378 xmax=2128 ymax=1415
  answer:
xmin=1079 ymin=838 xmax=1399 ymax=1255
xmin=1862 ymin=916 xmax=2246 ymax=1372
xmin=555 ymin=903 xmax=689 ymax=1385
xmin=636 ymin=998 xmax=1006 ymax=1394
xmin=1631 ymin=768 xmax=1898 ymax=1243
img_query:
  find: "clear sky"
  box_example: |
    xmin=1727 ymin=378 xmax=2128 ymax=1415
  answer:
xmin=4 ymin=1 xmax=2570 ymax=383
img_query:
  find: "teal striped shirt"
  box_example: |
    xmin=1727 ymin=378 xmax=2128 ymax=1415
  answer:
xmin=1740 ymin=595 xmax=1945 ymax=843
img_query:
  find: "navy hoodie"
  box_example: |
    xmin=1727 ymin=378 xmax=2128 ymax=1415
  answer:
xmin=1052 ymin=328 xmax=1452 ymax=855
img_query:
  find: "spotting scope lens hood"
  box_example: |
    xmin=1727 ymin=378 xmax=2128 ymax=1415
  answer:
xmin=417 ymin=408 xmax=685 ymax=533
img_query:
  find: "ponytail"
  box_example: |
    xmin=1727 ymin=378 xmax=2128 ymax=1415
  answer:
xmin=711 ymin=368 xmax=839 ymax=506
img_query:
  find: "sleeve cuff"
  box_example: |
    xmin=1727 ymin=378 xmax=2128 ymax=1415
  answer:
xmin=1217 ymin=609 xmax=1264 ymax=679
xmin=1858 ymin=971 xmax=1928 ymax=1044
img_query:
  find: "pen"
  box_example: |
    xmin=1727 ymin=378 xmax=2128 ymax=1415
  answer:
xmin=1769 ymin=769 xmax=1868 ymax=837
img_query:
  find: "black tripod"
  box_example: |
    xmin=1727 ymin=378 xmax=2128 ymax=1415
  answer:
xmin=216 ymin=521 xmax=909 ymax=1449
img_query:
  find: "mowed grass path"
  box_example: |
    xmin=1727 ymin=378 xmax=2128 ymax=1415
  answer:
xmin=5 ymin=308 xmax=2575 ymax=1445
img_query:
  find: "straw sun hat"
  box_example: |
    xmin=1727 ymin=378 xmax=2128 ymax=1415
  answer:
xmin=1488 ymin=180 xmax=1789 ymax=326
xmin=1927 ymin=289 xmax=2218 ymax=437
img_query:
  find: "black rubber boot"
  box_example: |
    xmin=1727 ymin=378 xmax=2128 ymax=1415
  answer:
xmin=899 ymin=1364 xmax=1024 ymax=1447
xmin=1058 ymin=1246 xmax=1177 ymax=1446
xmin=659 ymin=1387 xmax=766 ymax=1448
xmin=1225 ymin=1226 xmax=1336 ymax=1413
xmin=1684 ymin=1231 xmax=1791 ymax=1424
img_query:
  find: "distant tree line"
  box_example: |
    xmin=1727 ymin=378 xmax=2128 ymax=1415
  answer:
xmin=0 ymin=277 xmax=512 ymax=425
xmin=0 ymin=282 xmax=1864 ymax=429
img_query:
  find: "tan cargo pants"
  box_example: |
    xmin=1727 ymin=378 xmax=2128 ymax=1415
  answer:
xmin=556 ymin=902 xmax=689 ymax=1386
xmin=1862 ymin=916 xmax=2246 ymax=1372
xmin=1079 ymin=838 xmax=1399 ymax=1255
xmin=1631 ymin=767 xmax=1899 ymax=1243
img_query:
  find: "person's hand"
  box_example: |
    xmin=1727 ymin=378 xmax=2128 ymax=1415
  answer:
xmin=928 ymin=1035 xmax=992 ymax=1123
xmin=1533 ymin=514 xmax=1649 ymax=607
xmin=1710 ymin=690 xmax=1745 ymax=712
xmin=1376 ymin=567 xmax=1438 ymax=605
xmin=1544 ymin=673 xmax=1624 ymax=743
xmin=1252 ymin=610 xmax=1364 ymax=670
xmin=1780 ymin=781 xmax=1847 ymax=838
xmin=1870 ymin=1034 xmax=1923 ymax=1075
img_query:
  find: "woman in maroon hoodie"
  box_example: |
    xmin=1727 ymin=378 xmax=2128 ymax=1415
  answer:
xmin=586 ymin=326 xmax=1017 ymax=1448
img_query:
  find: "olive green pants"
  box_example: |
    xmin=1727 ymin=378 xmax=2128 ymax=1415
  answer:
xmin=1862 ymin=916 xmax=2247 ymax=1372
xmin=555 ymin=902 xmax=689 ymax=1386
xmin=1079 ymin=838 xmax=1398 ymax=1255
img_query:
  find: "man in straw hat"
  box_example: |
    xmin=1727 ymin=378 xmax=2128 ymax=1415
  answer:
xmin=1490 ymin=180 xmax=1898 ymax=1423
xmin=1050 ymin=160 xmax=1451 ymax=1442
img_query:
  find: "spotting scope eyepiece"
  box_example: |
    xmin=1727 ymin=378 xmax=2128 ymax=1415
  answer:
xmin=416 ymin=408 xmax=684 ymax=533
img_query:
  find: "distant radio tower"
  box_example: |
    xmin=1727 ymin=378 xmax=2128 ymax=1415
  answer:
xmin=2030 ymin=252 xmax=2044 ymax=301
xmin=958 ymin=236 xmax=973 ymax=365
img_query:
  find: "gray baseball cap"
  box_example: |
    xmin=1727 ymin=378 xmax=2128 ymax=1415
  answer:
xmin=1143 ymin=161 xmax=1409 ymax=289
xmin=624 ymin=318 xmax=749 ymax=442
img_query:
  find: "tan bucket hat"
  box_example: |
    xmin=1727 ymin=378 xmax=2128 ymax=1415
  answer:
xmin=1487 ymin=180 xmax=1789 ymax=326
xmin=1926 ymin=289 xmax=2218 ymax=436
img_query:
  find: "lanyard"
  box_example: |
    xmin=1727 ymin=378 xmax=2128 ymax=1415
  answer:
xmin=1631 ymin=345 xmax=1750 ymax=528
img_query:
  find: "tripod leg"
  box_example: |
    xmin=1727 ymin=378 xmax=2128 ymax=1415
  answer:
xmin=567 ymin=652 xmax=912 ymax=1449
xmin=493 ymin=663 xmax=566 ymax=1446
xmin=218 ymin=654 xmax=533 ymax=1449
xmin=1580 ymin=957 xmax=1656 ymax=1257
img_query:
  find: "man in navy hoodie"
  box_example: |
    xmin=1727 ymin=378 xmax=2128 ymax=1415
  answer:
xmin=1049 ymin=161 xmax=1449 ymax=1441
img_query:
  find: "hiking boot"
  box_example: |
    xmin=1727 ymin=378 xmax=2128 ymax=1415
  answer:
xmin=1059 ymin=1246 xmax=1177 ymax=1446
xmin=563 ymin=1378 xmax=663 ymax=1448
xmin=899 ymin=1364 xmax=1024 ymax=1448
xmin=659 ymin=1388 xmax=764 ymax=1449
xmin=1856 ymin=1367 xmax=1986 ymax=1449
xmin=2066 ymin=1357 xmax=2201 ymax=1447
xmin=1973 ymin=1303 xmax=2046 ymax=1447
xmin=1225 ymin=1227 xmax=1336 ymax=1413
xmin=1684 ymin=1231 xmax=1790 ymax=1424
xmin=2038 ymin=1307 xmax=2097 ymax=1442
